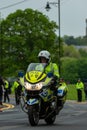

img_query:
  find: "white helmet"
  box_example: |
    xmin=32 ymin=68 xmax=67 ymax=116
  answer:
xmin=38 ymin=50 xmax=51 ymax=63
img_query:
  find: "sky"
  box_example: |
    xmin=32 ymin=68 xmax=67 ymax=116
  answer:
xmin=0 ymin=0 xmax=87 ymax=37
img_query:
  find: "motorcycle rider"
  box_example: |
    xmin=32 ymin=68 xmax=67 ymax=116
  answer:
xmin=38 ymin=50 xmax=60 ymax=105
xmin=38 ymin=50 xmax=60 ymax=80
xmin=38 ymin=50 xmax=68 ymax=113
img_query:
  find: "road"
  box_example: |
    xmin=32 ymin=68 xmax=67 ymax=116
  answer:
xmin=0 ymin=97 xmax=87 ymax=130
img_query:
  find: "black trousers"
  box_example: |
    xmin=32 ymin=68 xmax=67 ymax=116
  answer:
xmin=77 ymin=89 xmax=82 ymax=102
xmin=84 ymin=90 xmax=87 ymax=99
xmin=15 ymin=91 xmax=21 ymax=105
xmin=0 ymin=86 xmax=3 ymax=104
xmin=4 ymin=90 xmax=10 ymax=102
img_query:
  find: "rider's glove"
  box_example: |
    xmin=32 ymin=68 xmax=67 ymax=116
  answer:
xmin=53 ymin=75 xmax=58 ymax=81
xmin=51 ymin=75 xmax=58 ymax=84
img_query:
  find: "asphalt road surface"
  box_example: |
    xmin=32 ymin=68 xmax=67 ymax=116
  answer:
xmin=0 ymin=97 xmax=87 ymax=130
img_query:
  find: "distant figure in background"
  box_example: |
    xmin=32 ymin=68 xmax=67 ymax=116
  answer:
xmin=76 ymin=78 xmax=84 ymax=102
xmin=59 ymin=78 xmax=67 ymax=86
xmin=18 ymin=71 xmax=24 ymax=87
xmin=11 ymin=78 xmax=23 ymax=105
xmin=11 ymin=71 xmax=24 ymax=105
xmin=83 ymin=79 xmax=87 ymax=100
xmin=3 ymin=78 xmax=10 ymax=103
xmin=0 ymin=76 xmax=4 ymax=105
xmin=57 ymin=78 xmax=68 ymax=111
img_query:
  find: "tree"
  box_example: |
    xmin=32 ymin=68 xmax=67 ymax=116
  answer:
xmin=77 ymin=58 xmax=87 ymax=81
xmin=63 ymin=44 xmax=81 ymax=58
xmin=63 ymin=35 xmax=87 ymax=46
xmin=79 ymin=48 xmax=87 ymax=57
xmin=0 ymin=8 xmax=58 ymax=76
xmin=61 ymin=57 xmax=79 ymax=83
xmin=63 ymin=35 xmax=77 ymax=45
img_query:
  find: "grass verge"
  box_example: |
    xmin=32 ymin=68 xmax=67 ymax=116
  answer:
xmin=67 ymin=84 xmax=85 ymax=101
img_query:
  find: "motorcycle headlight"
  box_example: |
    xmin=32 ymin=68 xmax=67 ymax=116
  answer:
xmin=36 ymin=83 xmax=43 ymax=90
xmin=24 ymin=82 xmax=32 ymax=90
xmin=24 ymin=82 xmax=43 ymax=90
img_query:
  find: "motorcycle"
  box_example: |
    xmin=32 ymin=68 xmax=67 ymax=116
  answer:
xmin=20 ymin=63 xmax=67 ymax=126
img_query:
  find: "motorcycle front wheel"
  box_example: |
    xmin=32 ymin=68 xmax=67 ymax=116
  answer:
xmin=28 ymin=106 xmax=39 ymax=126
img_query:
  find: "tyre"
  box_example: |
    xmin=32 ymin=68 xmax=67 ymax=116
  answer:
xmin=28 ymin=106 xmax=39 ymax=126
xmin=45 ymin=114 xmax=56 ymax=125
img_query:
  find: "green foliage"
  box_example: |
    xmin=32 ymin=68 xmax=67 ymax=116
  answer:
xmin=63 ymin=44 xmax=81 ymax=58
xmin=77 ymin=58 xmax=87 ymax=81
xmin=61 ymin=57 xmax=79 ymax=83
xmin=63 ymin=35 xmax=87 ymax=45
xmin=61 ymin=57 xmax=87 ymax=83
xmin=67 ymin=84 xmax=77 ymax=100
xmin=79 ymin=48 xmax=87 ymax=57
xmin=0 ymin=8 xmax=59 ymax=77
xmin=75 ymin=36 xmax=87 ymax=45
xmin=63 ymin=35 xmax=77 ymax=45
xmin=61 ymin=41 xmax=87 ymax=83
xmin=1 ymin=8 xmax=87 ymax=83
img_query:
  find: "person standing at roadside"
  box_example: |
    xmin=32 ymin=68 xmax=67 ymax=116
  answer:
xmin=0 ymin=76 xmax=4 ymax=105
xmin=3 ymin=78 xmax=10 ymax=103
xmin=76 ymin=78 xmax=84 ymax=102
xmin=83 ymin=79 xmax=87 ymax=100
xmin=11 ymin=78 xmax=23 ymax=105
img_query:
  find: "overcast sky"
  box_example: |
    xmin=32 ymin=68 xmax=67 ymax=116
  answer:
xmin=0 ymin=0 xmax=87 ymax=37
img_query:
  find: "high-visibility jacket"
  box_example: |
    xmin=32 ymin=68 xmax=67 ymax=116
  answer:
xmin=59 ymin=82 xmax=67 ymax=86
xmin=76 ymin=82 xmax=84 ymax=89
xmin=4 ymin=80 xmax=9 ymax=89
xmin=35 ymin=62 xmax=59 ymax=78
xmin=59 ymin=82 xmax=68 ymax=92
xmin=45 ymin=62 xmax=60 ymax=78
xmin=11 ymin=81 xmax=20 ymax=93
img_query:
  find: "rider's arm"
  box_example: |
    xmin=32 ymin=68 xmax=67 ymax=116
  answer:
xmin=53 ymin=63 xmax=60 ymax=78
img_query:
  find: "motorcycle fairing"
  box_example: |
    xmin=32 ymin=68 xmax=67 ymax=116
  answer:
xmin=27 ymin=98 xmax=39 ymax=105
xmin=57 ymin=89 xmax=64 ymax=97
xmin=57 ymin=86 xmax=68 ymax=104
xmin=40 ymin=88 xmax=53 ymax=102
xmin=25 ymin=71 xmax=46 ymax=83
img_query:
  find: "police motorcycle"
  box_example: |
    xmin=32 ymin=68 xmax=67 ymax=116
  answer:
xmin=20 ymin=63 xmax=67 ymax=126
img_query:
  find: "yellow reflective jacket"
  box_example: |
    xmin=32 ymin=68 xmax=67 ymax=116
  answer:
xmin=45 ymin=62 xmax=60 ymax=78
xmin=4 ymin=80 xmax=9 ymax=89
xmin=11 ymin=81 xmax=19 ymax=93
xmin=76 ymin=82 xmax=84 ymax=89
xmin=59 ymin=82 xmax=68 ymax=92
xmin=59 ymin=82 xmax=67 ymax=87
xmin=35 ymin=62 xmax=59 ymax=78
